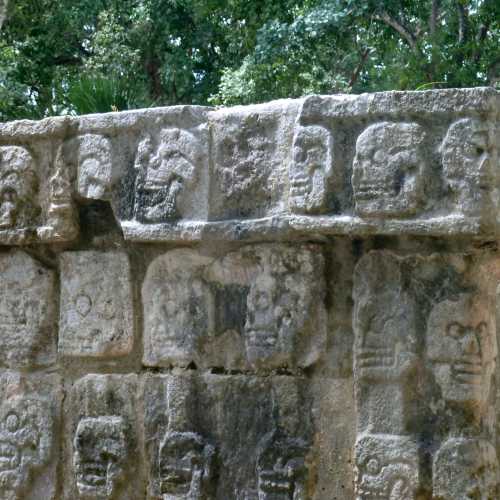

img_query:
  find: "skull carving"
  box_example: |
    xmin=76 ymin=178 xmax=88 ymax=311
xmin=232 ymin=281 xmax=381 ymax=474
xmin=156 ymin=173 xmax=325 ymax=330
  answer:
xmin=0 ymin=146 xmax=39 ymax=230
xmin=244 ymin=247 xmax=324 ymax=369
xmin=0 ymin=395 xmax=53 ymax=499
xmin=354 ymin=434 xmax=419 ymax=500
xmin=352 ymin=122 xmax=427 ymax=217
xmin=353 ymin=252 xmax=419 ymax=382
xmin=289 ymin=125 xmax=333 ymax=214
xmin=134 ymin=128 xmax=202 ymax=222
xmin=158 ymin=431 xmax=215 ymax=500
xmin=73 ymin=416 xmax=128 ymax=499
xmin=426 ymin=293 xmax=496 ymax=408
xmin=441 ymin=118 xmax=495 ymax=216
xmin=76 ymin=135 xmax=113 ymax=201
xmin=433 ymin=438 xmax=499 ymax=500
xmin=256 ymin=429 xmax=309 ymax=500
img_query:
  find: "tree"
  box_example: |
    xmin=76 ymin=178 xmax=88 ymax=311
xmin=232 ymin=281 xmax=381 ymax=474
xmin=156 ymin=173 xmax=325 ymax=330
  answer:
xmin=0 ymin=0 xmax=498 ymax=120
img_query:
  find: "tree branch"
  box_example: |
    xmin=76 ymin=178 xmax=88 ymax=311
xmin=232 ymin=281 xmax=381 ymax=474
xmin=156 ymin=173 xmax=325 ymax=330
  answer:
xmin=430 ymin=0 xmax=440 ymax=36
xmin=375 ymin=10 xmax=418 ymax=52
xmin=456 ymin=2 xmax=468 ymax=44
xmin=348 ymin=48 xmax=371 ymax=88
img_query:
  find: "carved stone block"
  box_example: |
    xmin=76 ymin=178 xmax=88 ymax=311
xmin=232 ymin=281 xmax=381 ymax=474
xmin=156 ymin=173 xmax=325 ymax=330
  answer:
xmin=66 ymin=374 xmax=140 ymax=500
xmin=209 ymin=101 xmax=298 ymax=220
xmin=143 ymin=244 xmax=326 ymax=371
xmin=142 ymin=374 xmax=313 ymax=499
xmin=59 ymin=251 xmax=134 ymax=358
xmin=354 ymin=433 xmax=419 ymax=500
xmin=0 ymin=370 xmax=60 ymax=500
xmin=352 ymin=122 xmax=428 ymax=218
xmin=288 ymin=125 xmax=334 ymax=214
xmin=0 ymin=250 xmax=56 ymax=368
xmin=433 ymin=438 xmax=499 ymax=499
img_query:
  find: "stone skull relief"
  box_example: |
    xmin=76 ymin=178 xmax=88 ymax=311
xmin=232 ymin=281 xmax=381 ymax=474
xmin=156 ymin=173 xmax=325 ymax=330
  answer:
xmin=0 ymin=395 xmax=53 ymax=500
xmin=352 ymin=122 xmax=427 ymax=217
xmin=73 ymin=417 xmax=128 ymax=499
xmin=134 ymin=128 xmax=203 ymax=223
xmin=289 ymin=125 xmax=333 ymax=214
xmin=158 ymin=431 xmax=215 ymax=500
xmin=426 ymin=293 xmax=496 ymax=409
xmin=0 ymin=146 xmax=39 ymax=230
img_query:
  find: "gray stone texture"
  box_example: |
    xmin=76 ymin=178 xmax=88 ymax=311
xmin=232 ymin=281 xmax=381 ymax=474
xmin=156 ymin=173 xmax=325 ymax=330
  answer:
xmin=0 ymin=88 xmax=498 ymax=498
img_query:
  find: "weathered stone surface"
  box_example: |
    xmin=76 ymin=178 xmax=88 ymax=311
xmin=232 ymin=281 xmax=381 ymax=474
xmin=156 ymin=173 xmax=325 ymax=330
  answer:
xmin=0 ymin=250 xmax=56 ymax=368
xmin=0 ymin=371 xmax=60 ymax=500
xmin=0 ymin=90 xmax=499 ymax=499
xmin=143 ymin=244 xmax=326 ymax=370
xmin=59 ymin=251 xmax=134 ymax=358
xmin=66 ymin=374 xmax=141 ymax=500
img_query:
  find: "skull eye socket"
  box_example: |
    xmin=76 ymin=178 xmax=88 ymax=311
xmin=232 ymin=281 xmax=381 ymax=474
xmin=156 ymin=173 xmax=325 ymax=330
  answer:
xmin=5 ymin=412 xmax=20 ymax=432
xmin=366 ymin=458 xmax=380 ymax=475
xmin=447 ymin=322 xmax=465 ymax=339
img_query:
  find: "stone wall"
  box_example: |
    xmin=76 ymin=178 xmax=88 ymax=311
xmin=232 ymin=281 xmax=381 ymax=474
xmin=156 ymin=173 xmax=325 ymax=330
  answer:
xmin=0 ymin=87 xmax=499 ymax=499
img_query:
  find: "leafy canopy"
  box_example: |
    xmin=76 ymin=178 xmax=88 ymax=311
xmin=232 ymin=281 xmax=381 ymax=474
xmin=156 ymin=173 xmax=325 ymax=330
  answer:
xmin=0 ymin=0 xmax=498 ymax=120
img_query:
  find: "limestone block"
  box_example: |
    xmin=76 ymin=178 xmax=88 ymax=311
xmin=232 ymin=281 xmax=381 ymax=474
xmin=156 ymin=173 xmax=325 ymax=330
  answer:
xmin=352 ymin=121 xmax=428 ymax=218
xmin=433 ymin=438 xmax=499 ymax=499
xmin=66 ymin=374 xmax=140 ymax=500
xmin=0 ymin=370 xmax=61 ymax=500
xmin=289 ymin=124 xmax=334 ymax=214
xmin=427 ymin=292 xmax=496 ymax=411
xmin=0 ymin=135 xmax=79 ymax=244
xmin=59 ymin=251 xmax=134 ymax=358
xmin=142 ymin=244 xmax=326 ymax=371
xmin=209 ymin=100 xmax=299 ymax=220
xmin=115 ymin=106 xmax=211 ymax=240
xmin=141 ymin=374 xmax=314 ymax=499
xmin=0 ymin=250 xmax=56 ymax=368
xmin=354 ymin=433 xmax=419 ymax=500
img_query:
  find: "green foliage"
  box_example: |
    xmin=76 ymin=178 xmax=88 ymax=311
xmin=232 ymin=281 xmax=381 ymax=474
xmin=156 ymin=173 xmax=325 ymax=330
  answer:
xmin=0 ymin=0 xmax=498 ymax=120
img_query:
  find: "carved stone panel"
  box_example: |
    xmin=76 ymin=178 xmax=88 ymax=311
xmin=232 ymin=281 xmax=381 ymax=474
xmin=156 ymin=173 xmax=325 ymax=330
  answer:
xmin=288 ymin=125 xmax=334 ymax=214
xmin=209 ymin=101 xmax=298 ymax=220
xmin=0 ymin=371 xmax=60 ymax=500
xmin=142 ymin=250 xmax=214 ymax=368
xmin=441 ymin=118 xmax=497 ymax=218
xmin=59 ymin=251 xmax=134 ymax=358
xmin=352 ymin=122 xmax=428 ymax=218
xmin=143 ymin=245 xmax=326 ymax=371
xmin=142 ymin=374 xmax=216 ymax=500
xmin=354 ymin=433 xmax=419 ymax=500
xmin=0 ymin=250 xmax=56 ymax=368
xmin=426 ymin=292 xmax=496 ymax=411
xmin=66 ymin=374 xmax=140 ymax=500
xmin=433 ymin=438 xmax=499 ymax=499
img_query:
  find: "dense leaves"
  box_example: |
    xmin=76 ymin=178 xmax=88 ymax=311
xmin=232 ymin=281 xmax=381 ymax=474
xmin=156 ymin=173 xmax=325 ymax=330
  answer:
xmin=0 ymin=0 xmax=498 ymax=120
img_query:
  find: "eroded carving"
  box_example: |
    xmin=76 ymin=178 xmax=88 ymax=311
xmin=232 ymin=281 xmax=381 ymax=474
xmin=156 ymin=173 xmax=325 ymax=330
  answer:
xmin=76 ymin=134 xmax=113 ymax=201
xmin=143 ymin=250 xmax=213 ymax=367
xmin=73 ymin=416 xmax=127 ymax=499
xmin=426 ymin=293 xmax=496 ymax=409
xmin=0 ymin=251 xmax=56 ymax=368
xmin=0 ymin=394 xmax=53 ymax=500
xmin=59 ymin=251 xmax=134 ymax=358
xmin=243 ymin=245 xmax=326 ymax=369
xmin=158 ymin=431 xmax=215 ymax=500
xmin=0 ymin=146 xmax=39 ymax=230
xmin=441 ymin=118 xmax=495 ymax=216
xmin=433 ymin=438 xmax=499 ymax=500
xmin=289 ymin=125 xmax=333 ymax=214
xmin=354 ymin=434 xmax=419 ymax=500
xmin=256 ymin=430 xmax=308 ymax=500
xmin=134 ymin=128 xmax=203 ymax=223
xmin=353 ymin=252 xmax=418 ymax=382
xmin=352 ymin=122 xmax=427 ymax=217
